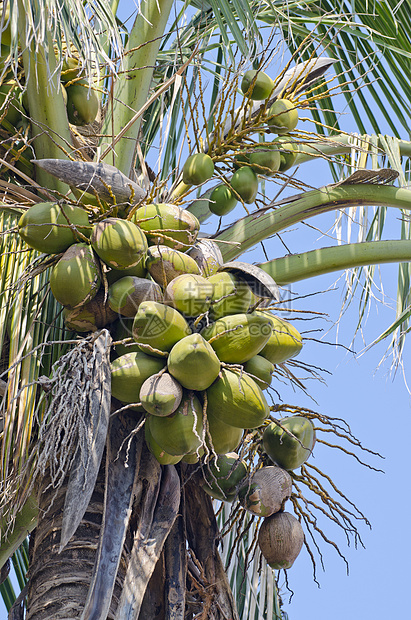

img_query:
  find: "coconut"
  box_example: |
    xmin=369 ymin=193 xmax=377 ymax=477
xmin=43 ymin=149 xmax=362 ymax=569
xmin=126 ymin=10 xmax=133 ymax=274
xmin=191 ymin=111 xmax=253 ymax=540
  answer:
xmin=106 ymin=261 xmax=147 ymax=285
xmin=182 ymin=153 xmax=214 ymax=185
xmin=263 ymin=416 xmax=316 ymax=470
xmin=207 ymin=272 xmax=252 ymax=320
xmin=241 ymin=70 xmax=274 ymax=100
xmin=63 ymin=289 xmax=117 ymax=332
xmin=205 ymin=409 xmax=244 ymax=454
xmin=91 ymin=217 xmax=148 ymax=270
xmin=243 ymin=355 xmax=274 ymax=390
xmin=65 ymin=79 xmax=99 ymax=126
xmin=249 ymin=146 xmax=281 ymax=176
xmin=108 ymin=276 xmax=162 ymax=317
xmin=144 ymin=423 xmax=183 ymax=465
xmin=110 ymin=351 xmax=166 ymax=408
xmin=164 ymin=273 xmax=214 ymax=317
xmin=60 ymin=57 xmax=81 ymax=83
xmin=139 ymin=372 xmax=183 ymax=417
xmin=147 ymin=392 xmax=204 ymax=456
xmin=18 ymin=201 xmax=90 ymax=254
xmin=145 ymin=245 xmax=201 ymax=286
xmin=238 ymin=466 xmax=292 ymax=517
xmin=167 ymin=333 xmax=221 ymax=391
xmin=209 ymin=185 xmax=238 ymax=217
xmin=0 ymin=77 xmax=24 ymax=126
xmin=131 ymin=203 xmax=200 ymax=250
xmin=187 ymin=238 xmax=224 ymax=276
xmin=267 ymin=98 xmax=298 ymax=135
xmin=230 ymin=167 xmax=259 ymax=204
xmin=257 ymin=312 xmax=303 ymax=364
xmin=201 ymin=312 xmax=272 ymax=364
xmin=201 ymin=453 xmax=248 ymax=502
xmin=258 ymin=512 xmax=304 ymax=569
xmin=272 ymin=137 xmax=299 ymax=171
xmin=206 ymin=368 xmax=269 ymax=429
xmin=132 ymin=300 xmax=191 ymax=356
xmin=50 ymin=243 xmax=101 ymax=309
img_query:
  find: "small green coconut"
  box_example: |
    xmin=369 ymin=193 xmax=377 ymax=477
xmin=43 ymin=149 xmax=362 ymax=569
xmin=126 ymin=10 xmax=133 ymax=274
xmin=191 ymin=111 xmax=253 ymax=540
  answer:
xmin=147 ymin=392 xmax=204 ymax=456
xmin=201 ymin=453 xmax=248 ymax=502
xmin=182 ymin=153 xmax=214 ymax=185
xmin=167 ymin=333 xmax=221 ymax=391
xmin=140 ymin=372 xmax=183 ymax=417
xmin=110 ymin=351 xmax=166 ymax=408
xmin=262 ymin=416 xmax=316 ymax=470
xmin=241 ymin=69 xmax=274 ymax=100
xmin=65 ymin=79 xmax=99 ymax=126
xmin=230 ymin=166 xmax=259 ymax=204
xmin=243 ymin=355 xmax=274 ymax=390
xmin=132 ymin=301 xmax=191 ymax=356
xmin=164 ymin=273 xmax=214 ymax=317
xmin=108 ymin=276 xmax=162 ymax=317
xmin=205 ymin=409 xmax=243 ymax=454
xmin=257 ymin=312 xmax=303 ymax=364
xmin=267 ymin=98 xmax=298 ymax=135
xmin=49 ymin=243 xmax=101 ymax=309
xmin=144 ymin=422 xmax=183 ymax=465
xmin=18 ymin=201 xmax=90 ymax=254
xmin=272 ymin=137 xmax=299 ymax=171
xmin=91 ymin=217 xmax=148 ymax=270
xmin=209 ymin=185 xmax=238 ymax=216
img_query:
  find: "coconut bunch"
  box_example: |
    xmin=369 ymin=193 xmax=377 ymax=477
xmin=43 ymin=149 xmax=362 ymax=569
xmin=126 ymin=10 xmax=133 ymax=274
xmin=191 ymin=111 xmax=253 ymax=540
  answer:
xmin=208 ymin=68 xmax=300 ymax=217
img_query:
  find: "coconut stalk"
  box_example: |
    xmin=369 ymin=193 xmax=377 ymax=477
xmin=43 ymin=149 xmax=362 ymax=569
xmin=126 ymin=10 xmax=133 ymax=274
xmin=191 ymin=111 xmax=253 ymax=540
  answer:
xmin=101 ymin=0 xmax=175 ymax=177
xmin=212 ymin=182 xmax=411 ymax=262
xmin=259 ymin=239 xmax=411 ymax=285
xmin=16 ymin=1 xmax=72 ymax=193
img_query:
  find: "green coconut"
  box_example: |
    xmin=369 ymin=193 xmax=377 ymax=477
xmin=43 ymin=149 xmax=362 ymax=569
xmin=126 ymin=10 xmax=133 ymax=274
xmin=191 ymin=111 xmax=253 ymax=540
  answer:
xmin=91 ymin=217 xmax=148 ymax=270
xmin=139 ymin=372 xmax=183 ymax=417
xmin=110 ymin=351 xmax=165 ymax=408
xmin=201 ymin=453 xmax=248 ymax=502
xmin=144 ymin=421 xmax=183 ymax=465
xmin=209 ymin=185 xmax=238 ymax=217
xmin=131 ymin=203 xmax=200 ymax=250
xmin=206 ymin=368 xmax=269 ymax=429
xmin=243 ymin=355 xmax=274 ymax=390
xmin=132 ymin=300 xmax=191 ymax=356
xmin=182 ymin=153 xmax=214 ymax=185
xmin=249 ymin=145 xmax=281 ymax=176
xmin=263 ymin=416 xmax=316 ymax=470
xmin=205 ymin=409 xmax=244 ymax=454
xmin=258 ymin=511 xmax=305 ymax=569
xmin=108 ymin=276 xmax=162 ymax=317
xmin=241 ymin=69 xmax=274 ymax=100
xmin=164 ymin=273 xmax=214 ymax=317
xmin=187 ymin=239 xmax=224 ymax=277
xmin=18 ymin=201 xmax=90 ymax=254
xmin=0 ymin=78 xmax=24 ymax=126
xmin=50 ymin=243 xmax=101 ymax=309
xmin=257 ymin=312 xmax=303 ymax=364
xmin=201 ymin=312 xmax=272 ymax=364
xmin=111 ymin=318 xmax=140 ymax=357
xmin=147 ymin=392 xmax=204 ymax=456
xmin=63 ymin=289 xmax=117 ymax=333
xmin=238 ymin=466 xmax=292 ymax=517
xmin=230 ymin=166 xmax=259 ymax=204
xmin=145 ymin=245 xmax=201 ymax=287
xmin=167 ymin=333 xmax=221 ymax=391
xmin=60 ymin=57 xmax=81 ymax=83
xmin=0 ymin=3 xmax=11 ymax=47
xmin=272 ymin=137 xmax=299 ymax=171
xmin=267 ymin=98 xmax=298 ymax=135
xmin=65 ymin=79 xmax=99 ymax=126
xmin=207 ymin=272 xmax=252 ymax=320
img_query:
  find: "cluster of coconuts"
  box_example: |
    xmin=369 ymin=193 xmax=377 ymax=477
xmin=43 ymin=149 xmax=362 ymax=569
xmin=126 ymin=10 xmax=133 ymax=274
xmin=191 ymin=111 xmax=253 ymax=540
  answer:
xmin=208 ymin=68 xmax=300 ymax=217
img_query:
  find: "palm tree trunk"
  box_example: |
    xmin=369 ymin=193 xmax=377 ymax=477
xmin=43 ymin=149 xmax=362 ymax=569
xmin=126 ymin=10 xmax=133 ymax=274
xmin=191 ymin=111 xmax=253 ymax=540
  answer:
xmin=25 ymin=463 xmax=127 ymax=620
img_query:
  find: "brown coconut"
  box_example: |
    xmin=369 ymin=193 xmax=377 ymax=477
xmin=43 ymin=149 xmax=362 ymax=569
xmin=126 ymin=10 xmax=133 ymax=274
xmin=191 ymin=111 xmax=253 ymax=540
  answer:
xmin=258 ymin=511 xmax=304 ymax=569
xmin=238 ymin=466 xmax=292 ymax=517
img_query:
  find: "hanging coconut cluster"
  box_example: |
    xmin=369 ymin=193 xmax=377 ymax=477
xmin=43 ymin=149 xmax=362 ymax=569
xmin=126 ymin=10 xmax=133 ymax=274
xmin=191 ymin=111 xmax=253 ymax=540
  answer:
xmin=14 ymin=63 xmax=318 ymax=574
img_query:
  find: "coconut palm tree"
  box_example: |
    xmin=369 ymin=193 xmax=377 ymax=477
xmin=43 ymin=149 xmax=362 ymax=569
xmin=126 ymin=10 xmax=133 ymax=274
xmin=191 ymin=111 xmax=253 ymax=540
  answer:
xmin=1 ymin=0 xmax=411 ymax=618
